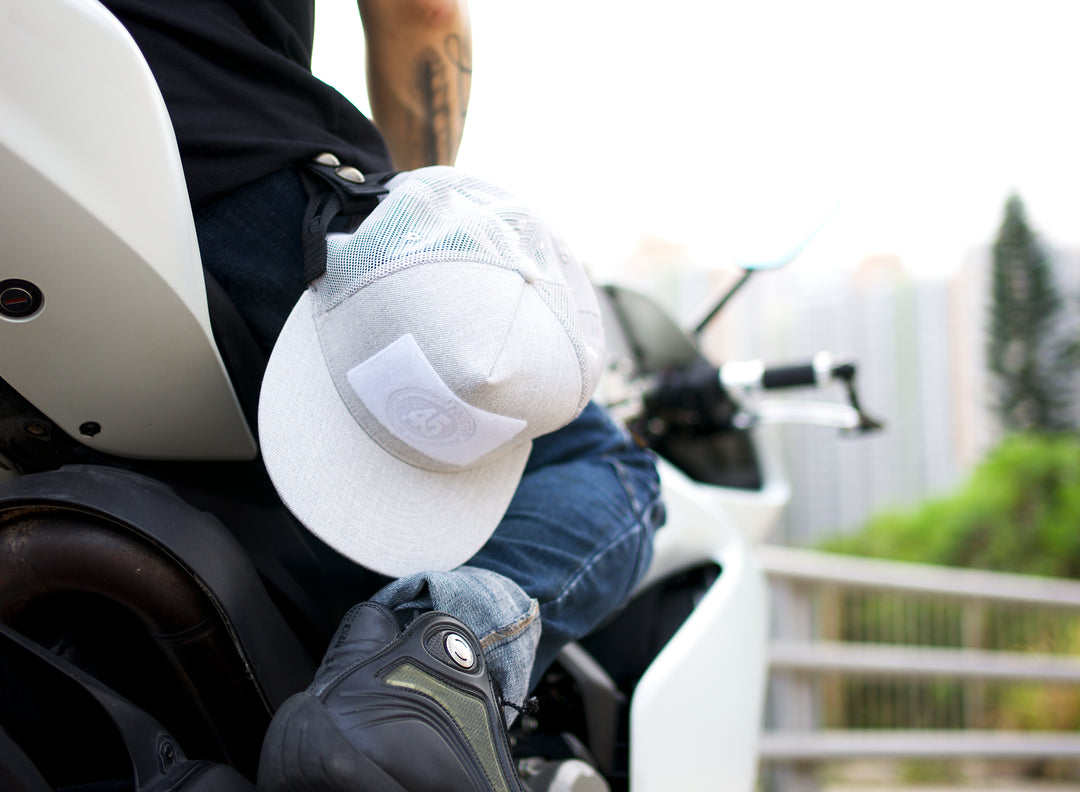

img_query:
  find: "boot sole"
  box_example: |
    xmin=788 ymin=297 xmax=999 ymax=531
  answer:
xmin=259 ymin=692 xmax=411 ymax=792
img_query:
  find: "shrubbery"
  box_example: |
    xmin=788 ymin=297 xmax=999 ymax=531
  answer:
xmin=822 ymin=432 xmax=1080 ymax=578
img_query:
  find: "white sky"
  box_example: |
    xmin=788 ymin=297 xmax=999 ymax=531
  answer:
xmin=313 ymin=0 xmax=1080 ymax=280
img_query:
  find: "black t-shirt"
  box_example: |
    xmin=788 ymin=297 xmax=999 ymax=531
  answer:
xmin=103 ymin=0 xmax=392 ymax=208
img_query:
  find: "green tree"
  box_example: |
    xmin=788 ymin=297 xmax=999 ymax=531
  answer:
xmin=986 ymin=193 xmax=1076 ymax=432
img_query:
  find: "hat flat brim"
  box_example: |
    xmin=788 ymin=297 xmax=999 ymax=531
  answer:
xmin=258 ymin=290 xmax=531 ymax=578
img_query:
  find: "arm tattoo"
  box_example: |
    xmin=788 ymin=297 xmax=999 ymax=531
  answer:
xmin=416 ymin=47 xmax=450 ymax=165
xmin=444 ymin=33 xmax=472 ymax=128
xmin=414 ymin=35 xmax=472 ymax=166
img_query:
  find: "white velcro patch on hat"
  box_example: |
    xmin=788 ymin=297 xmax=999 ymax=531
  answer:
xmin=347 ymin=335 xmax=527 ymax=467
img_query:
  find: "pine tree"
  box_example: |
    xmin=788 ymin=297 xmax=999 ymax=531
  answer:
xmin=986 ymin=193 xmax=1076 ymax=433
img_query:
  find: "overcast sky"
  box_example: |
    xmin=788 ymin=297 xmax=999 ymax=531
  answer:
xmin=313 ymin=0 xmax=1080 ymax=280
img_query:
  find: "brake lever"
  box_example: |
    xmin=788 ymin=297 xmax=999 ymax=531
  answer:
xmin=832 ymin=364 xmax=885 ymax=434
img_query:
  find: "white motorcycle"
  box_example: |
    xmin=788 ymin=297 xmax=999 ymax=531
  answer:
xmin=0 ymin=1 xmax=880 ymax=790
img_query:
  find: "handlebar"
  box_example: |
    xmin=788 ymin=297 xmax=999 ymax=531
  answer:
xmin=720 ymin=352 xmax=845 ymax=392
xmin=762 ymin=364 xmax=819 ymax=390
xmin=639 ymin=351 xmax=883 ymax=439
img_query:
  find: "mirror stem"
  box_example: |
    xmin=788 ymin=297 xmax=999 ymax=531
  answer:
xmin=693 ymin=269 xmax=754 ymax=338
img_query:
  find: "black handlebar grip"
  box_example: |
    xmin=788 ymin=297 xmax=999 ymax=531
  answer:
xmin=761 ymin=363 xmax=818 ymax=390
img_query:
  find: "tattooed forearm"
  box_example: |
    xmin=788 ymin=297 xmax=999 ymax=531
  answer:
xmin=360 ymin=0 xmax=473 ymax=169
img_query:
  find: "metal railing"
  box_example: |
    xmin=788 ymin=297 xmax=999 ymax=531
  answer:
xmin=756 ymin=545 xmax=1080 ymax=789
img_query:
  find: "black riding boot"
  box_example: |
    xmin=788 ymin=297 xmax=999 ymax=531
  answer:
xmin=257 ymin=602 xmax=527 ymax=792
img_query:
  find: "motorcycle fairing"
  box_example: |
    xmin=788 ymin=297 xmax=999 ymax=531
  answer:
xmin=0 ymin=0 xmax=255 ymax=461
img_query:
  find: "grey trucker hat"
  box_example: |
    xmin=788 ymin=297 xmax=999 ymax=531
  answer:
xmin=258 ymin=166 xmax=605 ymax=577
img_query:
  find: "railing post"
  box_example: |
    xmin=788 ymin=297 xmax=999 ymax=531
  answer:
xmin=963 ymin=598 xmax=988 ymax=780
xmin=819 ymin=584 xmax=843 ymax=729
xmin=764 ymin=577 xmax=820 ymax=792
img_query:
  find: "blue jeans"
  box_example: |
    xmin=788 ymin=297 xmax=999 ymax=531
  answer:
xmin=196 ymin=166 xmax=664 ymax=717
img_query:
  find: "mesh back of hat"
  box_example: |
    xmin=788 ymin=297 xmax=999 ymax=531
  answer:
xmin=317 ymin=168 xmax=604 ymax=413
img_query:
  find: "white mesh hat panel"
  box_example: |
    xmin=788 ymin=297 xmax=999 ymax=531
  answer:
xmin=319 ymin=168 xmax=603 ymax=412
